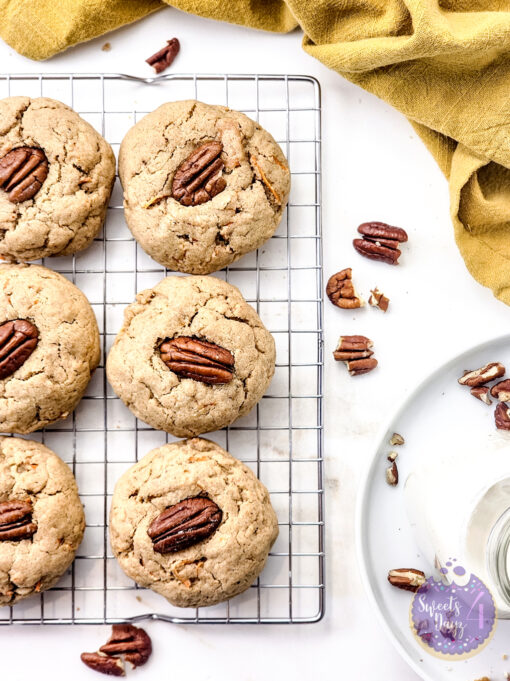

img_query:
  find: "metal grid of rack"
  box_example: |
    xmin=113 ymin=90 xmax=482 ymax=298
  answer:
xmin=0 ymin=73 xmax=324 ymax=624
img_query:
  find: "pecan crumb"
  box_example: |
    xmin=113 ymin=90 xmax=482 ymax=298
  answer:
xmin=385 ymin=462 xmax=398 ymax=486
xmin=387 ymin=451 xmax=398 ymax=462
xmin=146 ymin=37 xmax=180 ymax=74
xmin=101 ymin=42 xmax=111 ymax=52
xmin=389 ymin=432 xmax=404 ymax=446
xmin=369 ymin=287 xmax=390 ymax=312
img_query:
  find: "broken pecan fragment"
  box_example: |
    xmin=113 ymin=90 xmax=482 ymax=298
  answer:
xmin=458 ymin=362 xmax=505 ymax=387
xmin=388 ymin=568 xmax=426 ymax=592
xmin=385 ymin=462 xmax=398 ymax=486
xmin=389 ymin=432 xmax=405 ymax=446
xmin=333 ymin=335 xmax=378 ymax=376
xmin=495 ymin=402 xmax=510 ymax=431
xmin=326 ymin=268 xmax=364 ymax=309
xmin=146 ymin=37 xmax=180 ymax=74
xmin=0 ymin=147 xmax=49 ymax=203
xmin=147 ymin=496 xmax=222 ymax=553
xmin=0 ymin=319 xmax=39 ymax=380
xmin=491 ymin=379 xmax=510 ymax=402
xmin=99 ymin=624 xmax=152 ymax=668
xmin=0 ymin=499 xmax=36 ymax=541
xmin=369 ymin=287 xmax=390 ymax=312
xmin=172 ymin=142 xmax=226 ymax=206
xmin=160 ymin=336 xmax=234 ymax=384
xmin=353 ymin=222 xmax=408 ymax=265
xmin=471 ymin=387 xmax=492 ymax=405
xmin=80 ymin=652 xmax=125 ymax=677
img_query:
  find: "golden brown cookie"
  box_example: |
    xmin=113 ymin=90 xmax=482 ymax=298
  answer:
xmin=109 ymin=438 xmax=278 ymax=608
xmin=118 ymin=100 xmax=290 ymax=274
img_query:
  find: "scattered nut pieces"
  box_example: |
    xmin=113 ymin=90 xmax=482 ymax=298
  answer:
xmin=369 ymin=287 xmax=390 ymax=312
xmin=458 ymin=362 xmax=505 ymax=387
xmin=353 ymin=221 xmax=408 ymax=265
xmin=387 ymin=451 xmax=398 ymax=462
xmin=146 ymin=37 xmax=180 ymax=74
xmin=81 ymin=652 xmax=125 ymax=677
xmin=326 ymin=268 xmax=364 ymax=309
xmin=495 ymin=402 xmax=510 ymax=431
xmin=385 ymin=461 xmax=398 ymax=486
xmin=471 ymin=386 xmax=492 ymax=405
xmin=389 ymin=432 xmax=405 ymax=446
xmin=388 ymin=568 xmax=426 ymax=592
xmin=81 ymin=624 xmax=152 ymax=676
xmin=333 ymin=335 xmax=378 ymax=376
xmin=491 ymin=379 xmax=510 ymax=402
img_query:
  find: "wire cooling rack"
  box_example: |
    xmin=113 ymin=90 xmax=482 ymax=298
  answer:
xmin=0 ymin=73 xmax=323 ymax=624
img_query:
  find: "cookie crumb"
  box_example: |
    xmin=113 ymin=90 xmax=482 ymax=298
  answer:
xmin=101 ymin=42 xmax=111 ymax=52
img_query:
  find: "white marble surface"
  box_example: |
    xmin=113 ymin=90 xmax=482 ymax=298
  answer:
xmin=0 ymin=7 xmax=507 ymax=679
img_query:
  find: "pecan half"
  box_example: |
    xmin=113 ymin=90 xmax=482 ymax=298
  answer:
xmin=0 ymin=147 xmax=49 ymax=203
xmin=385 ymin=462 xmax=398 ymax=486
xmin=99 ymin=624 xmax=152 ymax=668
xmin=388 ymin=568 xmax=426 ymax=592
xmin=326 ymin=268 xmax=364 ymax=309
xmin=369 ymin=287 xmax=390 ymax=312
xmin=0 ymin=319 xmax=39 ymax=380
xmin=333 ymin=335 xmax=378 ymax=376
xmin=0 ymin=500 xmax=37 ymax=541
xmin=495 ymin=402 xmax=510 ymax=431
xmin=491 ymin=379 xmax=510 ymax=402
xmin=458 ymin=362 xmax=505 ymax=387
xmin=160 ymin=336 xmax=234 ymax=384
xmin=80 ymin=652 xmax=125 ymax=677
xmin=146 ymin=37 xmax=180 ymax=74
xmin=171 ymin=142 xmax=226 ymax=206
xmin=147 ymin=496 xmax=222 ymax=553
xmin=471 ymin=387 xmax=492 ymax=405
xmin=353 ymin=221 xmax=408 ymax=265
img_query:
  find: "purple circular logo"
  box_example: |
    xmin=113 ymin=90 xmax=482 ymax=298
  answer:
xmin=410 ymin=562 xmax=496 ymax=659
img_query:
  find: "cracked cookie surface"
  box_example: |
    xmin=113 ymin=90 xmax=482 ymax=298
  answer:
xmin=110 ymin=437 xmax=278 ymax=608
xmin=118 ymin=100 xmax=290 ymax=274
xmin=0 ymin=437 xmax=85 ymax=606
xmin=106 ymin=275 xmax=275 ymax=437
xmin=0 ymin=264 xmax=100 ymax=433
xmin=0 ymin=97 xmax=115 ymax=261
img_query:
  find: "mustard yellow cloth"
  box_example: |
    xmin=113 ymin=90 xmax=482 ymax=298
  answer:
xmin=2 ymin=1 xmax=510 ymax=303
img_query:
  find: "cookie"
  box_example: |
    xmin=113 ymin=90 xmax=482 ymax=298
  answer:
xmin=0 ymin=97 xmax=115 ymax=261
xmin=0 ymin=437 xmax=85 ymax=606
xmin=106 ymin=274 xmax=275 ymax=437
xmin=118 ymin=100 xmax=290 ymax=274
xmin=110 ymin=438 xmax=278 ymax=608
xmin=0 ymin=263 xmax=100 ymax=433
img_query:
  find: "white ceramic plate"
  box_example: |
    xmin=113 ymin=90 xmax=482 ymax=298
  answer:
xmin=357 ymin=334 xmax=510 ymax=680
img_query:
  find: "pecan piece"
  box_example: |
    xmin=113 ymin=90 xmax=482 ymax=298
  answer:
xmin=458 ymin=362 xmax=505 ymax=387
xmin=333 ymin=335 xmax=378 ymax=376
xmin=491 ymin=379 xmax=510 ymax=402
xmin=0 ymin=147 xmax=49 ymax=203
xmin=326 ymin=268 xmax=364 ymax=309
xmin=495 ymin=402 xmax=510 ymax=431
xmin=160 ymin=336 xmax=234 ymax=384
xmin=147 ymin=496 xmax=222 ymax=553
xmin=388 ymin=568 xmax=426 ymax=592
xmin=100 ymin=624 xmax=152 ymax=668
xmin=0 ymin=319 xmax=39 ymax=380
xmin=80 ymin=652 xmax=125 ymax=677
xmin=471 ymin=387 xmax=492 ymax=405
xmin=369 ymin=287 xmax=390 ymax=312
xmin=385 ymin=462 xmax=398 ymax=486
xmin=0 ymin=499 xmax=36 ymax=541
xmin=353 ymin=221 xmax=408 ymax=265
xmin=171 ymin=142 xmax=226 ymax=206
xmin=389 ymin=432 xmax=405 ymax=446
xmin=146 ymin=37 xmax=180 ymax=74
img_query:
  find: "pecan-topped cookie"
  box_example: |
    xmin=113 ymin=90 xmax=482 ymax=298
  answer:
xmin=106 ymin=275 xmax=275 ymax=437
xmin=109 ymin=438 xmax=278 ymax=608
xmin=0 ymin=97 xmax=115 ymax=261
xmin=0 ymin=264 xmax=100 ymax=433
xmin=0 ymin=437 xmax=85 ymax=606
xmin=118 ymin=100 xmax=290 ymax=274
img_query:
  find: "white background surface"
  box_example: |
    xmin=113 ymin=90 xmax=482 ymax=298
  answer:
xmin=0 ymin=6 xmax=507 ymax=680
